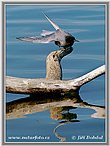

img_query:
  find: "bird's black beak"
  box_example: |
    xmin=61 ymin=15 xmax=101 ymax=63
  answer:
xmin=74 ymin=39 xmax=80 ymax=42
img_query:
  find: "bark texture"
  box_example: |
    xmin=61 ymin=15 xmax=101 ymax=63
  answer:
xmin=6 ymin=65 xmax=105 ymax=94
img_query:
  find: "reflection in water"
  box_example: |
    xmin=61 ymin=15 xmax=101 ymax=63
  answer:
xmin=53 ymin=123 xmax=67 ymax=142
xmin=52 ymin=108 xmax=80 ymax=142
xmin=53 ymin=119 xmax=80 ymax=142
xmin=50 ymin=106 xmax=77 ymax=121
xmin=6 ymin=93 xmax=105 ymax=120
xmin=6 ymin=93 xmax=105 ymax=142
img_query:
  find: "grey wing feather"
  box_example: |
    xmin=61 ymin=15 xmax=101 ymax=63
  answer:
xmin=41 ymin=30 xmax=54 ymax=36
xmin=17 ymin=33 xmax=55 ymax=43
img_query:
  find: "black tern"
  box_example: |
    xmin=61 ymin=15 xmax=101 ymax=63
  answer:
xmin=17 ymin=13 xmax=79 ymax=48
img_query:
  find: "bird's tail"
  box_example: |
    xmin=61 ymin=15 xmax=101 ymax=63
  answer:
xmin=42 ymin=12 xmax=61 ymax=30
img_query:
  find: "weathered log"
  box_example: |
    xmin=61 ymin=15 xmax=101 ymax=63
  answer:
xmin=70 ymin=65 xmax=105 ymax=87
xmin=6 ymin=65 xmax=105 ymax=94
xmin=6 ymin=46 xmax=105 ymax=94
xmin=46 ymin=47 xmax=73 ymax=80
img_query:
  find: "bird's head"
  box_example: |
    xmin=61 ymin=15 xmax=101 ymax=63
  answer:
xmin=65 ymin=36 xmax=79 ymax=47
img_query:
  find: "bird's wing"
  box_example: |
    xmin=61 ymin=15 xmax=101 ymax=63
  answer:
xmin=43 ymin=12 xmax=61 ymax=30
xmin=40 ymin=30 xmax=54 ymax=36
xmin=16 ymin=33 xmax=55 ymax=43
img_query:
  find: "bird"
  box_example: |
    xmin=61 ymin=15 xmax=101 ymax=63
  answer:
xmin=16 ymin=12 xmax=79 ymax=48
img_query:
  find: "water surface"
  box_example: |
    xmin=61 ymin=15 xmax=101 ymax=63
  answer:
xmin=6 ymin=4 xmax=105 ymax=143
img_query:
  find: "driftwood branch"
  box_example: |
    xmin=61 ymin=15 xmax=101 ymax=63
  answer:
xmin=70 ymin=65 xmax=105 ymax=87
xmin=6 ymin=65 xmax=105 ymax=94
xmin=46 ymin=47 xmax=73 ymax=80
xmin=6 ymin=47 xmax=105 ymax=94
